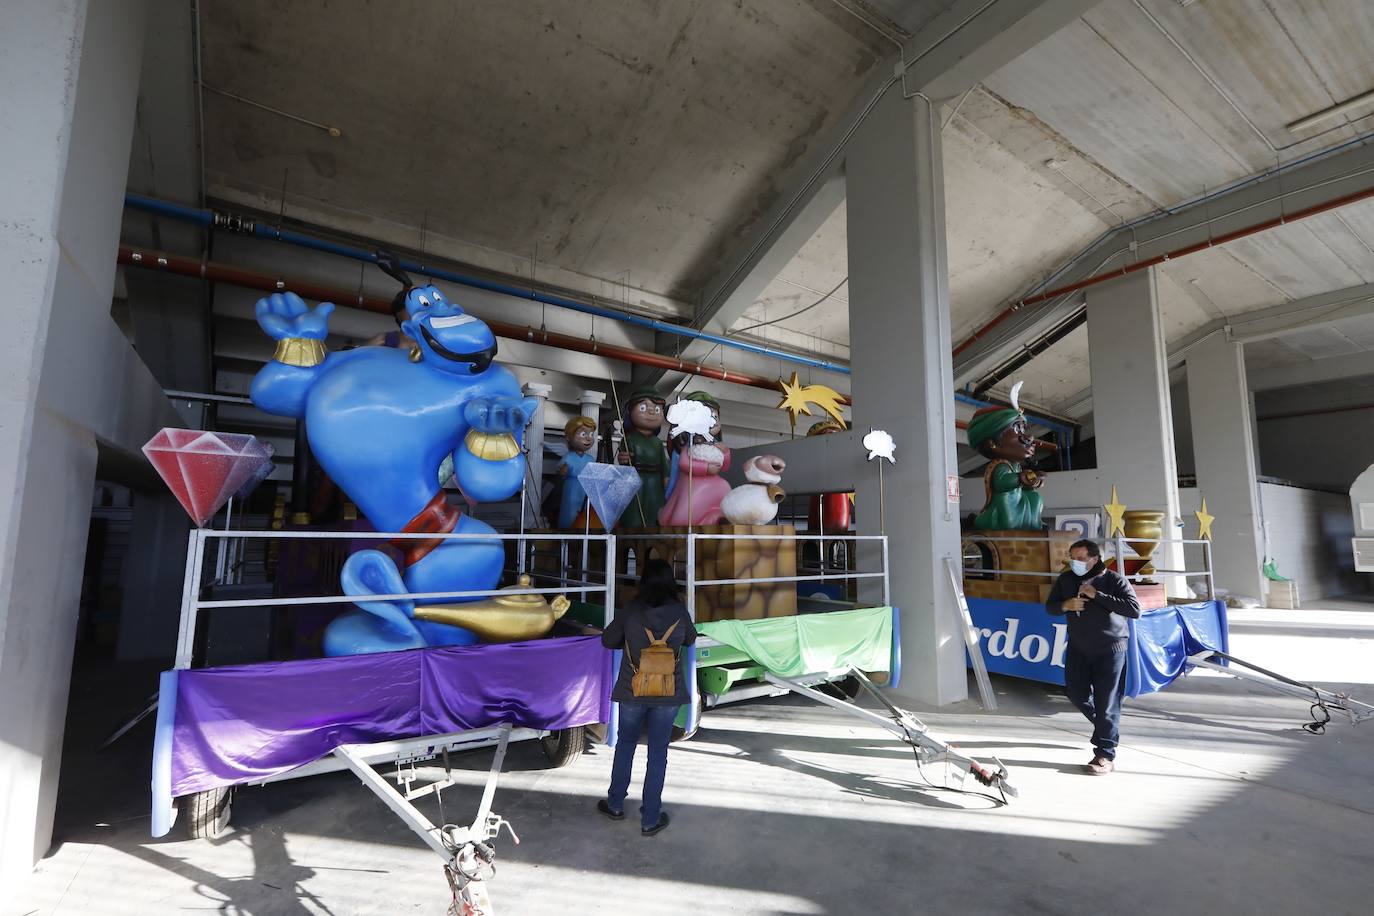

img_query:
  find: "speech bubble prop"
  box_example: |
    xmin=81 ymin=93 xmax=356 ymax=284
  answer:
xmin=667 ymin=399 xmax=715 ymax=442
xmin=862 ymin=428 xmax=896 ymax=464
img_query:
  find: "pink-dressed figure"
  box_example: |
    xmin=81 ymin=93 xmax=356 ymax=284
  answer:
xmin=657 ymin=392 xmax=731 ymax=526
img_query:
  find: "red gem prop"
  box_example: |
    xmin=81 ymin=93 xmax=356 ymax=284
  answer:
xmin=142 ymin=429 xmax=275 ymax=527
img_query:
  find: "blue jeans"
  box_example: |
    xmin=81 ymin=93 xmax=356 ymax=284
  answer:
xmin=1063 ymin=644 xmax=1127 ymax=760
xmin=607 ymin=702 xmax=679 ymax=829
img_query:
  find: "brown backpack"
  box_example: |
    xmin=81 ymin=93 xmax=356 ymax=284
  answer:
xmin=630 ymin=621 xmax=679 ymax=698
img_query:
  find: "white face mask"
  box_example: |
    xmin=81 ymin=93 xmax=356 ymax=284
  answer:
xmin=1069 ymin=558 xmax=1090 ymax=576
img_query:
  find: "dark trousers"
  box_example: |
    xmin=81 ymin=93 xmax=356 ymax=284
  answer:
xmin=1063 ymin=644 xmax=1127 ymax=760
xmin=607 ymin=702 xmax=679 ymax=829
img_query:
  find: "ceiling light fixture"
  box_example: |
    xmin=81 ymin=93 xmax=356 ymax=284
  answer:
xmin=1287 ymin=88 xmax=1374 ymax=133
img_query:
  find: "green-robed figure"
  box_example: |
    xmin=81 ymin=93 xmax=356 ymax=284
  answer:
xmin=616 ymin=387 xmax=670 ymax=528
xmin=966 ymin=384 xmax=1045 ymax=531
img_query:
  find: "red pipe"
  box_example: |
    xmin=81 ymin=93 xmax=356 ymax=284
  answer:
xmin=117 ymin=246 xmax=1063 ymax=452
xmin=118 ymin=246 xmax=796 ymax=395
xmin=952 ymin=183 xmax=1374 ymax=358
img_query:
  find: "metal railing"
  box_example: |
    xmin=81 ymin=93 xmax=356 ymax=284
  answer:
xmin=176 ymin=526 xmax=892 ymax=672
xmin=174 ymin=528 xmax=618 ymax=670
xmin=960 ymin=531 xmax=1215 ymax=600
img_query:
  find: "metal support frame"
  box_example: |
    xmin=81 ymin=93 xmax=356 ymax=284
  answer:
xmin=945 ymin=557 xmax=996 ymax=710
xmin=764 ymin=667 xmax=1016 ymax=799
xmin=1186 ymin=652 xmax=1374 ymax=727
xmin=334 ymin=723 xmax=520 ymax=912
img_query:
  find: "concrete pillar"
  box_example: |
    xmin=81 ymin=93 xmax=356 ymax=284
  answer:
xmin=521 ymin=382 xmax=553 ymax=526
xmin=1187 ymin=334 xmax=1266 ymax=601
xmin=846 ymin=86 xmax=966 ymax=706
xmin=1085 ymin=269 xmax=1185 ymax=596
xmin=0 ymin=0 xmax=159 ymax=886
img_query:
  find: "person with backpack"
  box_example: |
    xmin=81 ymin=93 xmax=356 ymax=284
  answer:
xmin=598 ymin=559 xmax=697 ymax=836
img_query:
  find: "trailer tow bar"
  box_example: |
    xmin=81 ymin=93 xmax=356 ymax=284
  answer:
xmin=1186 ymin=651 xmax=1374 ymax=733
xmin=334 ymin=722 xmax=521 ymax=915
xmin=763 ymin=668 xmax=1017 ymax=801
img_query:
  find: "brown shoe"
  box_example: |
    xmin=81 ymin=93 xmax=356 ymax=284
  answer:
xmin=1086 ymin=756 xmax=1114 ymax=775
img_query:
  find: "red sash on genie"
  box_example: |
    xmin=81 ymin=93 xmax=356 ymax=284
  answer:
xmin=392 ymin=491 xmax=461 ymax=568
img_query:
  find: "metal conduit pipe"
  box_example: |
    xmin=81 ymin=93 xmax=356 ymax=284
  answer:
xmin=953 ymin=177 xmax=1374 ymax=360
xmin=117 ymin=245 xmax=1065 ymax=454
xmin=969 ymin=308 xmax=1087 ymax=397
xmin=117 ymin=245 xmax=795 ymax=393
xmin=123 ymin=194 xmax=851 ymax=376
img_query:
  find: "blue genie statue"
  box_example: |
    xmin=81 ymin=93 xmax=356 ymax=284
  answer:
xmin=251 ymin=257 xmax=538 ymax=656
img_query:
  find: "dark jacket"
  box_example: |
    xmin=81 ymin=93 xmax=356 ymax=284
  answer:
xmin=1046 ymin=562 xmax=1141 ymax=653
xmin=602 ymin=598 xmax=698 ymax=706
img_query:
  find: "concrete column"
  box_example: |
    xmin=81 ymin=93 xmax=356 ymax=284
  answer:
xmin=1085 ymin=268 xmax=1185 ymax=595
xmin=521 ymin=382 xmax=553 ymax=527
xmin=846 ymin=86 xmax=965 ymax=706
xmin=1186 ymin=334 xmax=1266 ymax=601
xmin=0 ymin=0 xmax=165 ymax=886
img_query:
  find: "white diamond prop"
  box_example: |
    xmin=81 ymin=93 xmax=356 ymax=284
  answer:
xmin=577 ymin=462 xmax=643 ymax=530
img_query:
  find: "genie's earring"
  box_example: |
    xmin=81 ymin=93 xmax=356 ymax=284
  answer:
xmin=408 ymin=345 xmax=423 ymax=363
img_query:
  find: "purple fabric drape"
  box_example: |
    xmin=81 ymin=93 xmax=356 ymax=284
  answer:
xmin=169 ymin=636 xmax=612 ymax=796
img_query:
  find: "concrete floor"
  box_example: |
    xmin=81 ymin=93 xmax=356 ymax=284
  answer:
xmin=11 ymin=594 xmax=1374 ymax=916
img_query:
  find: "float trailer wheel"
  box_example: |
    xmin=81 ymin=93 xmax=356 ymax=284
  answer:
xmin=670 ymin=694 xmax=705 ymax=743
xmin=540 ymin=726 xmax=586 ymax=767
xmin=184 ymin=786 xmax=232 ymax=839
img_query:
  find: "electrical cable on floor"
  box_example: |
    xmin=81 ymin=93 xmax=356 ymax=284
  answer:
xmin=1304 ymin=703 xmax=1331 ymax=735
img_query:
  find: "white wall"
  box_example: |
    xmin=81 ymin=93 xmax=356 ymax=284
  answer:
xmin=1257 ymin=482 xmax=1363 ymax=602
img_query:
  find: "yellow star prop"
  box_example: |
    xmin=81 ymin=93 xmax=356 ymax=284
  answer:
xmin=1195 ymin=497 xmax=1215 ymax=540
xmin=1104 ymin=486 xmax=1127 ymax=538
xmin=776 ymin=373 xmax=848 ymax=429
xmin=777 ymin=372 xmax=812 ymax=425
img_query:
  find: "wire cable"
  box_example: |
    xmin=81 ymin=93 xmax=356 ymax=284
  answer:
xmin=734 ymin=276 xmax=848 ymax=334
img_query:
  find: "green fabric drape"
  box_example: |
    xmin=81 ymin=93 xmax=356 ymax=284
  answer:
xmin=696 ymin=606 xmax=892 ymax=678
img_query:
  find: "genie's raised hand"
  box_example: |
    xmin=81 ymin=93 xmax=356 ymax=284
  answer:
xmin=464 ymin=396 xmax=541 ymax=437
xmin=255 ymin=292 xmax=335 ymax=341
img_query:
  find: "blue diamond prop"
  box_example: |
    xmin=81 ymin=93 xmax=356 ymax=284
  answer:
xmin=577 ymin=462 xmax=642 ymax=530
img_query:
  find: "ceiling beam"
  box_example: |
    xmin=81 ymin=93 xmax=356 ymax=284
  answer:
xmin=1225 ymin=282 xmax=1374 ymax=343
xmin=953 ymin=138 xmax=1374 ymax=387
xmin=1248 ymin=351 xmax=1374 ymax=392
xmin=643 ymin=0 xmax=1102 ymax=390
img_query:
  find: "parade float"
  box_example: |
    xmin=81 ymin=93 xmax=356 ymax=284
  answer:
xmin=146 ymin=269 xmax=621 ymax=910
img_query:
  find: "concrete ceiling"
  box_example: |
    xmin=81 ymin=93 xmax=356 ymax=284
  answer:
xmin=743 ymin=0 xmax=1374 ymax=415
xmin=198 ymin=0 xmax=924 ymax=317
xmin=163 ymin=0 xmax=1374 ymax=435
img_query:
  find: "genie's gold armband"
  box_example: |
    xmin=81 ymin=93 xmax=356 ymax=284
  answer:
xmin=273 ymin=337 xmax=327 ymax=367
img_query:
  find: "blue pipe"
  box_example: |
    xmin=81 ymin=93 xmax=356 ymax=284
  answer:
xmin=124 ymin=193 xmax=851 ymax=376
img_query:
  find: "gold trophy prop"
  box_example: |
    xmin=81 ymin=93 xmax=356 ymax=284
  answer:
xmin=1122 ymin=509 xmax=1166 ymax=579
